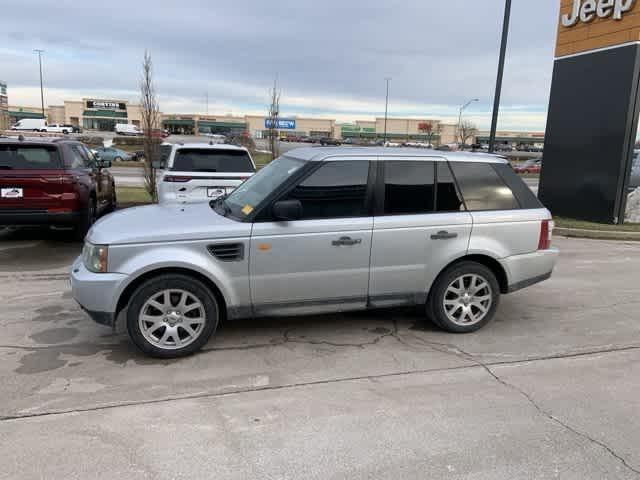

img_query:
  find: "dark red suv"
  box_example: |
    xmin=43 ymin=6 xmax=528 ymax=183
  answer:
xmin=0 ymin=137 xmax=116 ymax=237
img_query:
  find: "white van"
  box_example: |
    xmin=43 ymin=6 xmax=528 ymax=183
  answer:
xmin=10 ymin=119 xmax=47 ymax=132
xmin=115 ymin=124 xmax=142 ymax=136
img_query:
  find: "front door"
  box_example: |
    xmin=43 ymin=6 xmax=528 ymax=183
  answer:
xmin=369 ymin=159 xmax=472 ymax=307
xmin=250 ymin=160 xmax=374 ymax=316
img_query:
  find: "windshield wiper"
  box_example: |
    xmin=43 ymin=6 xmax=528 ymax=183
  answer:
xmin=199 ymin=168 xmax=218 ymax=172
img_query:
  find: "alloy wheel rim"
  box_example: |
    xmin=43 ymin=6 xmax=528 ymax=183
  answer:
xmin=138 ymin=289 xmax=206 ymax=350
xmin=443 ymin=274 xmax=493 ymax=326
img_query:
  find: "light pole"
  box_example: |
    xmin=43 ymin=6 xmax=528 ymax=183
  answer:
xmin=383 ymin=77 xmax=391 ymax=144
xmin=34 ymin=49 xmax=45 ymax=119
xmin=457 ymin=98 xmax=479 ymax=146
xmin=489 ymin=0 xmax=512 ymax=153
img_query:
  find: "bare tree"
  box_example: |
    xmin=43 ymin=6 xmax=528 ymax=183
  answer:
xmin=418 ymin=121 xmax=442 ymax=147
xmin=140 ymin=50 xmax=160 ymax=202
xmin=458 ymin=120 xmax=478 ymax=147
xmin=267 ymin=79 xmax=280 ymax=161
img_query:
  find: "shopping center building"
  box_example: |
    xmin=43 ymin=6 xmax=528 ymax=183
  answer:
xmin=0 ymin=81 xmax=8 ymax=130
xmin=4 ymin=95 xmax=544 ymax=147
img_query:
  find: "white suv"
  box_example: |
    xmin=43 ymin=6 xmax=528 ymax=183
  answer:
xmin=157 ymin=143 xmax=256 ymax=204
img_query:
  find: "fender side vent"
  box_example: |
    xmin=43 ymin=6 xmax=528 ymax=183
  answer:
xmin=207 ymin=243 xmax=244 ymax=262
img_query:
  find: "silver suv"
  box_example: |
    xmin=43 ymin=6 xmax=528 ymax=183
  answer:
xmin=71 ymin=148 xmax=558 ymax=358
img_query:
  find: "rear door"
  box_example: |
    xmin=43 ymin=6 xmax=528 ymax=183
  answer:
xmin=168 ymin=148 xmax=255 ymax=203
xmin=369 ymin=158 xmax=473 ymax=307
xmin=0 ymin=144 xmax=65 ymax=212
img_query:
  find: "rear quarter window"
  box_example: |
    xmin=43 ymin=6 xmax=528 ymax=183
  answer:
xmin=0 ymin=145 xmax=61 ymax=169
xmin=172 ymin=149 xmax=254 ymax=173
xmin=449 ymin=162 xmax=520 ymax=211
xmin=492 ymin=163 xmax=543 ymax=209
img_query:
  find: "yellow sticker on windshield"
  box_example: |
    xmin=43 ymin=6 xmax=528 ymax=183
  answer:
xmin=241 ymin=205 xmax=254 ymax=215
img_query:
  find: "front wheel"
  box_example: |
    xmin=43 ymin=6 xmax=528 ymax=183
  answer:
xmin=127 ymin=274 xmax=220 ymax=358
xmin=114 ymin=156 xmax=123 ymax=162
xmin=427 ymin=261 xmax=500 ymax=333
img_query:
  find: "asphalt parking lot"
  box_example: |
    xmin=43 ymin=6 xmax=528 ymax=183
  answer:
xmin=0 ymin=231 xmax=639 ymax=479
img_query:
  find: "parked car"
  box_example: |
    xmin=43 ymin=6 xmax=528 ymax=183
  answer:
xmin=95 ymin=147 xmax=132 ymax=163
xmin=71 ymin=147 xmax=558 ymax=358
xmin=115 ymin=124 xmax=142 ymax=136
xmin=62 ymin=124 xmax=82 ymax=134
xmin=320 ymin=137 xmax=341 ymax=146
xmin=496 ymin=144 xmax=514 ymax=152
xmin=10 ymin=119 xmax=47 ymax=132
xmin=44 ymin=124 xmax=72 ymax=134
xmin=203 ymin=133 xmax=227 ymax=144
xmin=145 ymin=129 xmax=170 ymax=138
xmin=156 ymin=143 xmax=256 ymax=204
xmin=0 ymin=137 xmax=115 ymax=237
xmin=514 ymin=158 xmax=542 ymax=174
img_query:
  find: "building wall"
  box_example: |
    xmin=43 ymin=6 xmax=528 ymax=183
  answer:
xmin=0 ymin=81 xmax=7 ymax=130
xmin=47 ymin=106 xmax=65 ymax=124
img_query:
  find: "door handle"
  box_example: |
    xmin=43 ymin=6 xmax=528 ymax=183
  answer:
xmin=430 ymin=231 xmax=458 ymax=240
xmin=332 ymin=236 xmax=362 ymax=246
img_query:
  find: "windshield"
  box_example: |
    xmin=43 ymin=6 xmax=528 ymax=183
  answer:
xmin=222 ymin=156 xmax=305 ymax=218
xmin=0 ymin=146 xmax=61 ymax=170
xmin=172 ymin=148 xmax=254 ymax=173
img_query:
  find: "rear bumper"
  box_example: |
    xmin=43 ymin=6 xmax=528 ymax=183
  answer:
xmin=502 ymin=248 xmax=559 ymax=293
xmin=0 ymin=209 xmax=80 ymax=226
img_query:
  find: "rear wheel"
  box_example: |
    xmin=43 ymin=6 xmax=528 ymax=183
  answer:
xmin=114 ymin=156 xmax=123 ymax=162
xmin=126 ymin=274 xmax=220 ymax=358
xmin=427 ymin=261 xmax=500 ymax=333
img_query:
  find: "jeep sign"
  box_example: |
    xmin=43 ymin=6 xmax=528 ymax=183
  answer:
xmin=562 ymin=0 xmax=636 ymax=27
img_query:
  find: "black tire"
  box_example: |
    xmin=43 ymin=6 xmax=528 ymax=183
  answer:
xmin=105 ymin=184 xmax=117 ymax=214
xmin=126 ymin=274 xmax=220 ymax=358
xmin=74 ymin=198 xmax=96 ymax=241
xmin=427 ymin=261 xmax=500 ymax=333
xmin=114 ymin=156 xmax=123 ymax=162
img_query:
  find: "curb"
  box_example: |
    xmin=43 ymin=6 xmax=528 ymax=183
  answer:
xmin=554 ymin=227 xmax=640 ymax=241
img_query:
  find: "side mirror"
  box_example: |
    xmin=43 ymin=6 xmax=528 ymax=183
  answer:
xmin=98 ymin=159 xmax=112 ymax=169
xmin=152 ymin=160 xmax=165 ymax=169
xmin=273 ymin=199 xmax=303 ymax=221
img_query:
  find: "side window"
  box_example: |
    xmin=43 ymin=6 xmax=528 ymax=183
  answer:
xmin=67 ymin=145 xmax=88 ymax=169
xmin=493 ymin=163 xmax=542 ymax=209
xmin=449 ymin=162 xmax=519 ymax=211
xmin=81 ymin=145 xmax=96 ymax=166
xmin=283 ymin=161 xmax=370 ymax=220
xmin=383 ymin=161 xmax=434 ymax=215
xmin=436 ymin=163 xmax=465 ymax=212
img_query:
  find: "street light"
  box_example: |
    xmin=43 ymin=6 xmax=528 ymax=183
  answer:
xmin=489 ymin=0 xmax=512 ymax=153
xmin=383 ymin=77 xmax=391 ymax=144
xmin=33 ymin=49 xmax=45 ymax=119
xmin=458 ymin=98 xmax=479 ymax=146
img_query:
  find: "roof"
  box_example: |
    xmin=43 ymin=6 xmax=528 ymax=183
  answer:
xmin=285 ymin=147 xmax=508 ymax=164
xmin=173 ymin=142 xmax=247 ymax=152
xmin=0 ymin=136 xmax=78 ymax=145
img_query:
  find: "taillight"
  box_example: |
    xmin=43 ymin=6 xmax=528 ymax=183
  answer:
xmin=538 ymin=219 xmax=553 ymax=250
xmin=163 ymin=175 xmax=192 ymax=183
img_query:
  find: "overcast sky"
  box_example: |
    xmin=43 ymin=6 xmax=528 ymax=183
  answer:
xmin=0 ymin=0 xmax=560 ymax=131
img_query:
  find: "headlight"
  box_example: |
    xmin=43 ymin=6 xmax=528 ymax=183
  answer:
xmin=82 ymin=242 xmax=109 ymax=273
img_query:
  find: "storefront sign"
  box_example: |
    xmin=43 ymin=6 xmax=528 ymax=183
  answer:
xmin=562 ymin=0 xmax=635 ymax=27
xmin=86 ymin=100 xmax=126 ymax=110
xmin=265 ymin=118 xmax=296 ymax=130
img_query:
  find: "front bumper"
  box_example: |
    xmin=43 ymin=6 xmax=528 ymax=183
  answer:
xmin=70 ymin=256 xmax=128 ymax=327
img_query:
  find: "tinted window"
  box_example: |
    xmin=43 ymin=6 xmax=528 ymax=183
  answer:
xmin=436 ymin=163 xmax=465 ymax=212
xmin=493 ymin=163 xmax=542 ymax=209
xmin=172 ymin=149 xmax=254 ymax=173
xmin=0 ymin=146 xmax=61 ymax=170
xmin=450 ymin=162 xmax=519 ymax=211
xmin=383 ymin=161 xmax=434 ymax=215
xmin=284 ymin=161 xmax=369 ymax=219
xmin=68 ymin=145 xmax=90 ymax=169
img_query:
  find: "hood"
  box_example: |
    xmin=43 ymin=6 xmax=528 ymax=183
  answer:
xmin=87 ymin=202 xmax=251 ymax=245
